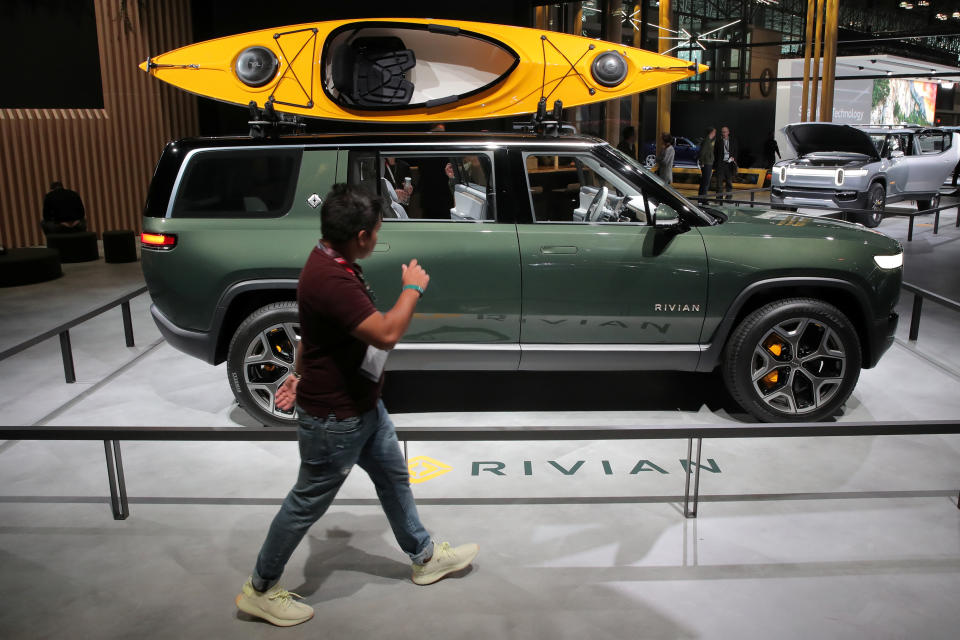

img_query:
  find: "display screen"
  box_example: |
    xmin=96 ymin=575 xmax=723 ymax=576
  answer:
xmin=870 ymin=78 xmax=937 ymax=126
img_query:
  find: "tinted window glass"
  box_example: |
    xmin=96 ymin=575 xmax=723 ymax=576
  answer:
xmin=524 ymin=153 xmax=661 ymax=224
xmin=171 ymin=149 xmax=301 ymax=218
xmin=348 ymin=150 xmax=494 ymax=221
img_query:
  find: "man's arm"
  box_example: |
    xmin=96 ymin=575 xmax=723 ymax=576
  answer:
xmin=351 ymin=259 xmax=430 ymax=350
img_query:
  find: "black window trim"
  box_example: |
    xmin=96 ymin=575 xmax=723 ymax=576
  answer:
xmin=165 ymin=146 xmax=304 ymax=219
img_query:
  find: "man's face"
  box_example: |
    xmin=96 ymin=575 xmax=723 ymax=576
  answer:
xmin=721 ymin=127 xmax=730 ymax=138
xmin=356 ymin=219 xmax=382 ymax=259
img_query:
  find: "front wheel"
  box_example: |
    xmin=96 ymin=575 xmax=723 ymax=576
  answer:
xmin=644 ymin=154 xmax=657 ymax=168
xmin=856 ymin=183 xmax=885 ymax=228
xmin=721 ymin=298 xmax=861 ymax=422
xmin=227 ymin=301 xmax=300 ymax=427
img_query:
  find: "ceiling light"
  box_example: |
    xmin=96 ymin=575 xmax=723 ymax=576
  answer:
xmin=936 ymin=13 xmax=948 ymax=20
xmin=917 ymin=0 xmax=930 ymax=6
xmin=954 ymin=11 xmax=960 ymax=18
xmin=899 ymin=2 xmax=914 ymax=9
xmin=941 ymin=80 xmax=955 ymax=90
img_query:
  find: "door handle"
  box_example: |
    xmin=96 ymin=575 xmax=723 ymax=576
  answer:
xmin=540 ymin=246 xmax=578 ymax=255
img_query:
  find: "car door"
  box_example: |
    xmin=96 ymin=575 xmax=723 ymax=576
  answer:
xmin=881 ymin=133 xmax=910 ymax=198
xmin=516 ymin=148 xmax=708 ymax=371
xmin=339 ymin=146 xmax=521 ymax=370
xmin=911 ymin=130 xmax=958 ymax=193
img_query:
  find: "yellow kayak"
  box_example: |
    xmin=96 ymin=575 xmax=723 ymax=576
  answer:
xmin=140 ymin=18 xmax=707 ymax=122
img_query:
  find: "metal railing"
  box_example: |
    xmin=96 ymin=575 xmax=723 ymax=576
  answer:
xmin=2 ymin=420 xmax=958 ymax=522
xmin=0 ymin=286 xmax=148 ymax=383
xmin=690 ymin=188 xmax=957 ymax=242
xmin=903 ymin=282 xmax=960 ymax=342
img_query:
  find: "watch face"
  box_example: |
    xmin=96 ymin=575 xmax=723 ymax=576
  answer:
xmin=759 ymin=68 xmax=773 ymax=97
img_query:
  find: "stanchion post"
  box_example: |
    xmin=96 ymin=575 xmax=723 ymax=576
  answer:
xmin=59 ymin=330 xmax=76 ymax=384
xmin=909 ymin=293 xmax=923 ymax=342
xmin=683 ymin=437 xmax=702 ymax=518
xmin=103 ymin=440 xmax=129 ymax=520
xmin=934 ymin=207 xmax=940 ymax=235
xmin=907 ymin=216 xmax=914 ymax=242
xmin=121 ymin=301 xmax=135 ymax=347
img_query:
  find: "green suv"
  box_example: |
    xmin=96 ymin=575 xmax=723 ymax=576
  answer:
xmin=141 ymin=131 xmax=902 ymax=426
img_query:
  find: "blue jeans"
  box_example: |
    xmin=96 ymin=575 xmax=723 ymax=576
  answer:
xmin=252 ymin=400 xmax=433 ymax=591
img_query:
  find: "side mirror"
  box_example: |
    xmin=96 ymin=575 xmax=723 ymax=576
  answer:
xmin=889 ymin=149 xmax=904 ymax=159
xmin=652 ymin=202 xmax=681 ymax=228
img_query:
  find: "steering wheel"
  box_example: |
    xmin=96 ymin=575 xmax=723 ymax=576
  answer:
xmin=585 ymin=186 xmax=609 ymax=222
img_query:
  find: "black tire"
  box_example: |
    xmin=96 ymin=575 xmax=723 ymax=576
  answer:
xmin=721 ymin=298 xmax=861 ymax=423
xmin=916 ymin=192 xmax=940 ymax=213
xmin=226 ymin=301 xmax=299 ymax=428
xmin=856 ymin=183 xmax=885 ymax=228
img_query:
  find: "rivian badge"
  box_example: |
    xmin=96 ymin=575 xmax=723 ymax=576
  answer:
xmin=307 ymin=193 xmax=322 ymax=208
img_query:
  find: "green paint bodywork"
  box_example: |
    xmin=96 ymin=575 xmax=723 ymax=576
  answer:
xmin=141 ymin=137 xmax=901 ymax=372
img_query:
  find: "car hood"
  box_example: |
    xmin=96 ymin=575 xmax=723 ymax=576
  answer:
xmin=711 ymin=206 xmax=894 ymax=244
xmin=783 ymin=123 xmax=879 ymax=160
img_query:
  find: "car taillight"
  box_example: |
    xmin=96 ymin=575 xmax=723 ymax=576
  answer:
xmin=141 ymin=232 xmax=177 ymax=250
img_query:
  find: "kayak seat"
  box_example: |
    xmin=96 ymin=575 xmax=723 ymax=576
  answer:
xmin=332 ymin=36 xmax=416 ymax=107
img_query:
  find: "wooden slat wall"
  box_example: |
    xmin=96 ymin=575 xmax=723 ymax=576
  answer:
xmin=0 ymin=0 xmax=199 ymax=249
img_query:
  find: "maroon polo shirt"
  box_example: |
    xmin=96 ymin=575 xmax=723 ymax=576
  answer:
xmin=296 ymin=246 xmax=382 ymax=419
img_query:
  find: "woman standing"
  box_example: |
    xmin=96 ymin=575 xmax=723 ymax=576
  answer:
xmin=657 ymin=133 xmax=675 ymax=185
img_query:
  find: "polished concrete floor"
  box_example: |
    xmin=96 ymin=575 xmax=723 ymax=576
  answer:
xmin=1 ymin=205 xmax=958 ymax=639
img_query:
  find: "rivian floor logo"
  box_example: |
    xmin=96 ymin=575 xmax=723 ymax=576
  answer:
xmin=407 ymin=456 xmax=453 ymax=484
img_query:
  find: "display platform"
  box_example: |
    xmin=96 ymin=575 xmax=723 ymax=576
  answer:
xmin=1 ymin=200 xmax=958 ymax=639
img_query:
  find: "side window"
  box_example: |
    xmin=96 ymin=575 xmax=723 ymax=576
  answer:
xmin=347 ymin=150 xmax=495 ymax=221
xmin=918 ymin=132 xmax=949 ymax=154
xmin=171 ymin=149 xmax=301 ymax=218
xmin=524 ymin=153 xmax=657 ymax=224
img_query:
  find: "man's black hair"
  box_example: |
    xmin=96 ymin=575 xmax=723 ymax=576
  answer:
xmin=621 ymin=126 xmax=635 ymax=139
xmin=320 ymin=183 xmax=382 ymax=245
xmin=705 ymin=126 xmax=716 ymax=136
xmin=50 ymin=181 xmax=63 ymax=190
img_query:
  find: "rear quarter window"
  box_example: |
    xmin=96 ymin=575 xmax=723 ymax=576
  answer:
xmin=170 ymin=149 xmax=302 ymax=218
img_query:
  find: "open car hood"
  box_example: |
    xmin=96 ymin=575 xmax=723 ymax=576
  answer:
xmin=782 ymin=123 xmax=879 ymax=160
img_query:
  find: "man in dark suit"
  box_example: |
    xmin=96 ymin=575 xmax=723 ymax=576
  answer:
xmin=714 ymin=126 xmax=739 ymax=201
xmin=41 ymin=181 xmax=87 ymax=235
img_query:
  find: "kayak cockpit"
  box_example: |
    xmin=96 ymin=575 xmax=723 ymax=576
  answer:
xmin=323 ymin=23 xmax=519 ymax=109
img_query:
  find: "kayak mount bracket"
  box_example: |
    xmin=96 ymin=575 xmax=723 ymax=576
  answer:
xmin=247 ymin=100 xmax=305 ymax=139
xmin=513 ymin=98 xmax=575 ymax=137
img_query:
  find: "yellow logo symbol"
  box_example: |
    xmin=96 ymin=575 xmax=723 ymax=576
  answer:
xmin=407 ymin=456 xmax=453 ymax=484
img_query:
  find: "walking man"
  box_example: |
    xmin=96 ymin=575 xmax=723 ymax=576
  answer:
xmin=698 ymin=127 xmax=716 ymax=198
xmin=714 ymin=126 xmax=738 ymax=200
xmin=236 ymin=184 xmax=478 ymax=627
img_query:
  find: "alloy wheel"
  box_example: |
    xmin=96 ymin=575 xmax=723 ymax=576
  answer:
xmin=242 ymin=321 xmax=299 ymax=419
xmin=750 ymin=317 xmax=846 ymax=415
xmin=870 ymin=189 xmax=885 ymax=226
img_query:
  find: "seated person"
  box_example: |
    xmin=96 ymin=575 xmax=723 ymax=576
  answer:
xmin=41 ymin=181 xmax=87 ymax=235
xmin=383 ymin=157 xmax=413 ymax=205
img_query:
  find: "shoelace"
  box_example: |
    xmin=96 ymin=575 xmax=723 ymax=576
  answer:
xmin=267 ymin=588 xmax=303 ymax=608
xmin=434 ymin=541 xmax=453 ymax=560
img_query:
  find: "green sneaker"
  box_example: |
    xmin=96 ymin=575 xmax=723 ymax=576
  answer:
xmin=235 ymin=578 xmax=314 ymax=627
xmin=411 ymin=541 xmax=479 ymax=585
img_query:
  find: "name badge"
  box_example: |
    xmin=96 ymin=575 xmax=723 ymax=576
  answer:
xmin=360 ymin=345 xmax=389 ymax=382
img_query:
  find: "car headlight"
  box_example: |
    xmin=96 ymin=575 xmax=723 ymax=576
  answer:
xmin=873 ymin=253 xmax=903 ymax=269
xmin=835 ymin=169 xmax=844 ymax=185
xmin=844 ymin=169 xmax=868 ymax=177
xmin=779 ymin=166 xmax=787 ymax=183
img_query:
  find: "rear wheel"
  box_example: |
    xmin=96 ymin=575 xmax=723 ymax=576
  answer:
xmin=856 ymin=183 xmax=885 ymax=228
xmin=227 ymin=301 xmax=299 ymax=427
xmin=722 ymin=298 xmax=861 ymax=422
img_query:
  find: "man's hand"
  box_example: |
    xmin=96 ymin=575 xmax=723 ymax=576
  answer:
xmin=401 ymin=259 xmax=430 ymax=292
xmin=444 ymin=162 xmax=455 ymax=179
xmin=275 ymin=375 xmax=298 ymax=411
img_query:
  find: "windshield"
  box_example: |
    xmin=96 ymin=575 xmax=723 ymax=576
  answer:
xmin=608 ymin=145 xmax=720 ymax=223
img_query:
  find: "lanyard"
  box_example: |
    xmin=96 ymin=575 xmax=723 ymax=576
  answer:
xmin=317 ymin=242 xmax=376 ymax=303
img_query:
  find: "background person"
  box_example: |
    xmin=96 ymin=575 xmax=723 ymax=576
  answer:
xmin=235 ymin=184 xmax=478 ymax=628
xmin=617 ymin=126 xmax=636 ymax=158
xmin=41 ymin=181 xmax=86 ymax=235
xmin=714 ymin=126 xmax=738 ymax=201
xmin=657 ymin=133 xmax=675 ymax=185
xmin=698 ymin=127 xmax=716 ymax=198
